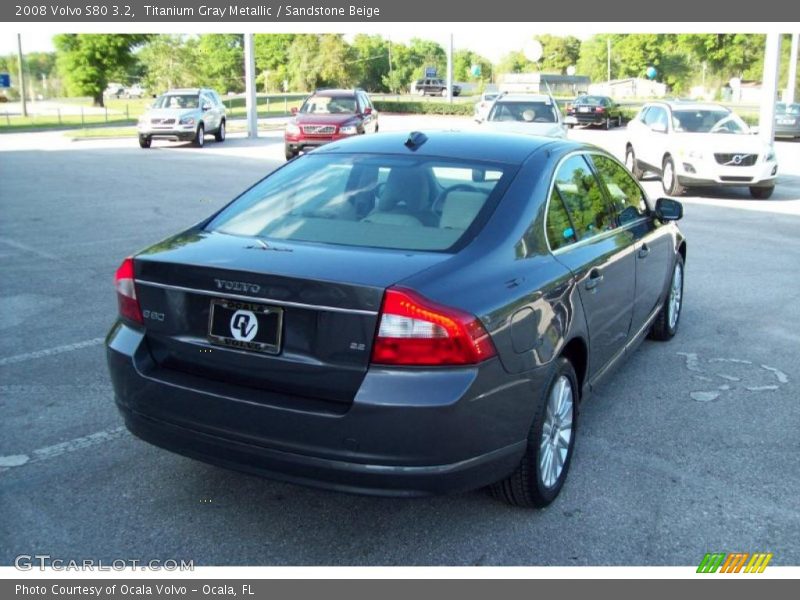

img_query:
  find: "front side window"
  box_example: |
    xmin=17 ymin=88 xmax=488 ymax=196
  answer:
xmin=643 ymin=106 xmax=668 ymax=130
xmin=590 ymin=155 xmax=648 ymax=225
xmin=552 ymin=155 xmax=616 ymax=240
xmin=206 ymin=154 xmax=514 ymax=252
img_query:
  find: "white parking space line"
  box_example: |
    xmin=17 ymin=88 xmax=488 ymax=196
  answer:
xmin=0 ymin=236 xmax=62 ymax=261
xmin=0 ymin=426 xmax=127 ymax=472
xmin=0 ymin=337 xmax=104 ymax=367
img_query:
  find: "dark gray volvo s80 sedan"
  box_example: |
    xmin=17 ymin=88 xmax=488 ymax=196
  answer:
xmin=106 ymin=131 xmax=686 ymax=507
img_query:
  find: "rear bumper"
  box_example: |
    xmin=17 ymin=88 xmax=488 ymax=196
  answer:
xmin=567 ymin=113 xmax=608 ymax=125
xmin=106 ymin=323 xmax=538 ymax=496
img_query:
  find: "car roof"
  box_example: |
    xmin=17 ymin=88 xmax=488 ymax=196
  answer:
xmin=313 ymin=130 xmax=586 ymax=164
xmin=310 ymin=89 xmax=361 ymax=97
xmin=495 ymin=94 xmax=552 ymax=103
xmin=647 ymin=100 xmax=730 ymax=112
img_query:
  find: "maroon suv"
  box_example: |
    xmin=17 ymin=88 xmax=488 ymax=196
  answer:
xmin=284 ymin=89 xmax=379 ymax=160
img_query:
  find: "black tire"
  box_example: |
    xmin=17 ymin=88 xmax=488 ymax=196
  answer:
xmin=214 ymin=120 xmax=226 ymax=142
xmin=749 ymin=186 xmax=774 ymax=199
xmin=650 ymin=254 xmax=685 ymax=341
xmin=284 ymin=145 xmax=298 ymax=161
xmin=193 ymin=124 xmax=205 ymax=147
xmin=605 ymin=116 xmax=612 ymax=130
xmin=490 ymin=357 xmax=579 ymax=508
xmin=138 ymin=135 xmax=151 ymax=149
xmin=661 ymin=155 xmax=685 ymax=196
xmin=617 ymin=116 xmax=623 ymax=128
xmin=374 ymin=124 xmax=379 ymax=133
xmin=625 ymin=145 xmax=644 ymax=180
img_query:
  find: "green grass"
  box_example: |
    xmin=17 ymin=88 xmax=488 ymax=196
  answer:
xmin=70 ymin=126 xmax=138 ymax=139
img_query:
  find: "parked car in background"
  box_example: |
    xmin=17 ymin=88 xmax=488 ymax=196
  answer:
xmin=137 ymin=88 xmax=226 ymax=149
xmin=125 ymin=84 xmax=147 ymax=99
xmin=284 ymin=88 xmax=379 ymax=160
xmin=474 ymin=91 xmax=500 ymax=120
xmin=411 ymin=78 xmax=461 ymax=97
xmin=625 ymin=101 xmax=778 ymax=198
xmin=107 ymin=130 xmax=686 ymax=508
xmin=774 ymin=102 xmax=800 ymax=140
xmin=565 ymin=95 xmax=623 ymax=129
xmin=103 ymin=83 xmax=126 ymax=99
xmin=478 ymin=93 xmax=567 ymax=138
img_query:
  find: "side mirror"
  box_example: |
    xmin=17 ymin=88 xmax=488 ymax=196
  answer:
xmin=651 ymin=122 xmax=667 ymax=134
xmin=290 ymin=107 xmax=298 ymax=115
xmin=363 ymin=107 xmax=373 ymax=115
xmin=750 ymin=125 xmax=760 ymax=135
xmin=202 ymin=103 xmax=211 ymax=111
xmin=654 ymin=197 xmax=683 ymax=221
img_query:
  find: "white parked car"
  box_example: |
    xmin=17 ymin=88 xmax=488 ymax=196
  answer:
xmin=477 ymin=93 xmax=567 ymax=139
xmin=625 ymin=101 xmax=778 ymax=199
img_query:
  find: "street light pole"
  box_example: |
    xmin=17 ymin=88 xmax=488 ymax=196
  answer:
xmin=759 ymin=32 xmax=781 ymax=145
xmin=244 ymin=33 xmax=257 ymax=139
xmin=787 ymin=33 xmax=799 ymax=105
xmin=16 ymin=33 xmax=27 ymax=117
xmin=447 ymin=33 xmax=453 ymax=105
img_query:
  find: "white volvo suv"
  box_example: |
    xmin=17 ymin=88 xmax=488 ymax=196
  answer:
xmin=625 ymin=101 xmax=778 ymax=199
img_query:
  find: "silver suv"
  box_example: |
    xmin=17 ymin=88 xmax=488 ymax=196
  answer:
xmin=137 ymin=88 xmax=227 ymax=149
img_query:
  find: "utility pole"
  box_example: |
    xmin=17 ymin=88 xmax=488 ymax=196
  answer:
xmin=17 ymin=33 xmax=27 ymax=117
xmin=787 ymin=33 xmax=799 ymax=104
xmin=244 ymin=33 xmax=257 ymax=139
xmin=759 ymin=32 xmax=781 ymax=145
xmin=446 ymin=33 xmax=453 ymax=105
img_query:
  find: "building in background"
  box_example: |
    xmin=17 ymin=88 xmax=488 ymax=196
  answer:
xmin=588 ymin=77 xmax=667 ymax=99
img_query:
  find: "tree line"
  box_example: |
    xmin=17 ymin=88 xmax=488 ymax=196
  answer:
xmin=2 ymin=33 xmax=797 ymax=107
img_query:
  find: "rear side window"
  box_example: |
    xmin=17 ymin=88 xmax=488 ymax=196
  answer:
xmin=207 ymin=154 xmax=514 ymax=252
xmin=546 ymin=189 xmax=578 ymax=251
xmin=552 ymin=155 xmax=616 ymax=240
xmin=590 ymin=155 xmax=648 ymax=225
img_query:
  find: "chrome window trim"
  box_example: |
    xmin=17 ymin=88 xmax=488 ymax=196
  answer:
xmin=135 ymin=279 xmax=379 ymax=316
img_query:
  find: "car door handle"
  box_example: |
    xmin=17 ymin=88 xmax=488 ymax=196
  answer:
xmin=585 ymin=269 xmax=604 ymax=291
xmin=638 ymin=244 xmax=651 ymax=259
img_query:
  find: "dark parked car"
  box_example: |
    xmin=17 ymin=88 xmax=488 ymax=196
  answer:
xmin=565 ymin=95 xmax=623 ymax=129
xmin=284 ymin=88 xmax=379 ymax=160
xmin=774 ymin=102 xmax=800 ymax=139
xmin=107 ymin=131 xmax=686 ymax=508
xmin=412 ymin=78 xmax=461 ymax=97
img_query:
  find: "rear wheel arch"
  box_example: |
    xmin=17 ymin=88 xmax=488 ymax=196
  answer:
xmin=561 ymin=337 xmax=588 ymax=400
xmin=678 ymin=241 xmax=687 ymax=264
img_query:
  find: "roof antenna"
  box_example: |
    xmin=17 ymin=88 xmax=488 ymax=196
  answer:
xmin=405 ymin=131 xmax=428 ymax=149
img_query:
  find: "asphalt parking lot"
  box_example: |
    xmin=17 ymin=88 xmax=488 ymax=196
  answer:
xmin=1 ymin=116 xmax=799 ymax=566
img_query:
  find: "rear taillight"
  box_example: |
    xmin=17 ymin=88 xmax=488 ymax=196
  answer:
xmin=371 ymin=287 xmax=496 ymax=366
xmin=566 ymin=104 xmax=573 ymax=112
xmin=114 ymin=257 xmax=143 ymax=324
xmin=595 ymin=106 xmax=605 ymax=113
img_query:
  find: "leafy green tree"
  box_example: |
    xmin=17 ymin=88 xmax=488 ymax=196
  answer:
xmin=453 ymin=49 xmax=492 ymax=82
xmin=407 ymin=38 xmax=447 ymax=79
xmin=287 ymin=35 xmax=320 ymax=91
xmin=535 ymin=35 xmax=581 ymax=74
xmin=497 ymin=50 xmax=536 ymax=74
xmin=53 ymin=34 xmax=149 ymax=106
xmin=197 ymin=34 xmax=244 ymax=93
xmin=254 ymin=34 xmax=295 ymax=92
xmin=351 ymin=34 xmax=390 ymax=92
xmin=137 ymin=35 xmax=200 ymax=93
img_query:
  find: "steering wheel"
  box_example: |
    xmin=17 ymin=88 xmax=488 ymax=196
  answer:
xmin=433 ymin=183 xmax=486 ymax=216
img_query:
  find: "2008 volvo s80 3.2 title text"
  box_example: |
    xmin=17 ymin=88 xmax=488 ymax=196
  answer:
xmin=106 ymin=131 xmax=686 ymax=507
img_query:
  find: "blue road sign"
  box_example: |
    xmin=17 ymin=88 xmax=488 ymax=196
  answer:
xmin=425 ymin=66 xmax=437 ymax=78
xmin=0 ymin=73 xmax=10 ymax=88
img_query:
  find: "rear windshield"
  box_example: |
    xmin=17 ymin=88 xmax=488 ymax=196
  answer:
xmin=153 ymin=94 xmax=199 ymax=109
xmin=575 ymin=96 xmax=607 ymax=105
xmin=300 ymin=95 xmax=357 ymax=114
xmin=489 ymin=101 xmax=557 ymax=123
xmin=206 ymin=154 xmax=514 ymax=252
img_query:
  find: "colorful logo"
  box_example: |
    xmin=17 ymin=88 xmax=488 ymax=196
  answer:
xmin=697 ymin=552 xmax=773 ymax=573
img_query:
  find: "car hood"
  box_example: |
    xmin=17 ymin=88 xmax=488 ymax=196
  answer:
xmin=482 ymin=121 xmax=566 ymax=138
xmin=143 ymin=108 xmax=200 ymax=120
xmin=294 ymin=113 xmax=358 ymax=125
xmin=671 ymin=133 xmax=772 ymax=154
